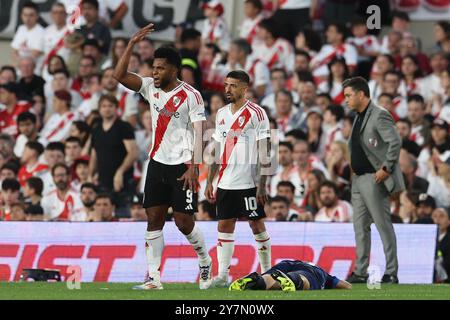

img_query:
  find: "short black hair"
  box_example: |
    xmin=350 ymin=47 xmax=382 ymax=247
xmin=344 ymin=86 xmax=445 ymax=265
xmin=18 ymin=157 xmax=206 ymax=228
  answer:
xmin=295 ymin=49 xmax=311 ymax=61
xmin=72 ymin=121 xmax=91 ymax=136
xmin=198 ymin=200 xmax=216 ymax=220
xmin=232 ymin=39 xmax=253 ymax=56
xmin=275 ymin=89 xmax=293 ymax=103
xmin=53 ymin=68 xmax=71 ymax=78
xmin=1 ymin=162 xmax=19 ymax=175
xmin=26 ymin=177 xmax=44 ymax=196
xmin=407 ymin=94 xmax=425 ymax=105
xmin=51 ymin=163 xmax=70 ymax=176
xmin=154 ymin=46 xmax=182 ymax=70
xmin=81 ymin=0 xmax=99 ymax=10
xmin=342 ymin=77 xmax=370 ymax=97
xmin=378 ymin=92 xmax=394 ymax=101
xmin=327 ymin=22 xmax=349 ymax=40
xmin=383 ymin=70 xmax=402 ymax=80
xmin=65 ymin=136 xmax=82 ymax=147
xmin=296 ymin=70 xmax=314 ymax=83
xmin=319 ymin=180 xmax=339 ymax=194
xmin=245 ymin=0 xmax=263 ymax=11
xmin=81 ymin=182 xmax=98 ymax=193
xmin=180 ymin=28 xmax=202 ymax=43
xmin=326 ymin=105 xmax=345 ymax=122
xmin=392 ymin=10 xmax=410 ymax=23
xmin=226 ymin=70 xmax=250 ymax=85
xmin=17 ymin=111 xmax=37 ymax=124
xmin=2 ymin=179 xmax=20 ymax=192
xmin=279 ymin=141 xmax=293 ymax=152
xmin=46 ymin=141 xmax=65 ymax=153
xmin=277 ymin=181 xmax=295 ymax=193
xmin=0 ymin=66 xmax=17 ymax=81
xmin=95 ymin=193 xmax=114 ymax=205
xmin=25 ymin=141 xmax=44 ymax=156
xmin=269 ymin=195 xmax=289 ymax=207
xmin=259 ymin=18 xmax=281 ymax=39
xmin=271 ymin=68 xmax=287 ymax=79
xmin=397 ymin=117 xmax=412 ymax=128
xmin=80 ymin=55 xmax=96 ymax=66
xmin=285 ymin=129 xmax=307 ymax=141
xmin=22 ymin=1 xmax=39 ymax=13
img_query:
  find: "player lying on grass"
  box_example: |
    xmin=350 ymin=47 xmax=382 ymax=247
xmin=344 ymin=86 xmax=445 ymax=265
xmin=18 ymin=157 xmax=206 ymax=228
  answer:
xmin=229 ymin=260 xmax=352 ymax=291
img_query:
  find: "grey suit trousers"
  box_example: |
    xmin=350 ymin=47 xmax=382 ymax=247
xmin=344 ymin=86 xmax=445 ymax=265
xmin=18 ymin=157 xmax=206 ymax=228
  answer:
xmin=352 ymin=173 xmax=398 ymax=276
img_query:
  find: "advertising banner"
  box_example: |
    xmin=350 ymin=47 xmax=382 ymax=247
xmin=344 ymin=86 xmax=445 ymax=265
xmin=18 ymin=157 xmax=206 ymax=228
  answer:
xmin=0 ymin=222 xmax=437 ymax=284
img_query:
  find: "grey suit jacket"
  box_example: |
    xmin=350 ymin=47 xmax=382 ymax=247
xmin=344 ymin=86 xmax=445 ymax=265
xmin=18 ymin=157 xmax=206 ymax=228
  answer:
xmin=349 ymin=101 xmax=405 ymax=194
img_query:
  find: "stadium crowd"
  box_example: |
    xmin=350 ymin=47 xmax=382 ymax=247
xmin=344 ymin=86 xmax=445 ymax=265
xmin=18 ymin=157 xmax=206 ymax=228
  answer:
xmin=0 ymin=0 xmax=449 ymax=278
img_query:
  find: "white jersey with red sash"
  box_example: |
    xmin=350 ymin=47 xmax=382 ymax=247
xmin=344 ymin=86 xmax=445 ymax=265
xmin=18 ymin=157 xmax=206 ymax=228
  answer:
xmin=252 ymin=38 xmax=295 ymax=73
xmin=346 ymin=35 xmax=380 ymax=62
xmin=138 ymin=77 xmax=206 ymax=165
xmin=201 ymin=17 xmax=231 ymax=51
xmin=223 ymin=57 xmax=271 ymax=91
xmin=18 ymin=162 xmax=49 ymax=187
xmin=41 ymin=188 xmax=85 ymax=221
xmin=213 ymin=100 xmax=270 ymax=190
xmin=410 ymin=124 xmax=426 ymax=147
xmin=392 ymin=95 xmax=408 ymax=119
xmin=318 ymin=81 xmax=345 ymax=105
xmin=239 ymin=14 xmax=264 ymax=47
xmin=43 ymin=24 xmax=71 ymax=68
xmin=39 ymin=111 xmax=77 ymax=146
xmin=0 ymin=101 xmax=33 ymax=137
xmin=324 ymin=124 xmax=344 ymax=154
xmin=311 ymin=44 xmax=357 ymax=78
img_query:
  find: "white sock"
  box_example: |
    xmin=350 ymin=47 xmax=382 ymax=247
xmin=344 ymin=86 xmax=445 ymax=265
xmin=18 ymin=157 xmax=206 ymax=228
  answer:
xmin=145 ymin=230 xmax=164 ymax=280
xmin=217 ymin=232 xmax=235 ymax=280
xmin=185 ymin=224 xmax=210 ymax=265
xmin=255 ymin=231 xmax=271 ymax=273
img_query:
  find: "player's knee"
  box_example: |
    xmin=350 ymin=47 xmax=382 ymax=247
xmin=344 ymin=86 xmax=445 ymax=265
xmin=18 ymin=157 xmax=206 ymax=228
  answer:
xmin=218 ymin=219 xmax=236 ymax=233
xmin=174 ymin=216 xmax=193 ymax=234
xmin=249 ymin=219 xmax=265 ymax=234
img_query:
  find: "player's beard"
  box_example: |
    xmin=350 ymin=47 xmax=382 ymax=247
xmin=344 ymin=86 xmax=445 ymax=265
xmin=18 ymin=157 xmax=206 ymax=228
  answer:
xmin=82 ymin=199 xmax=95 ymax=208
xmin=322 ymin=197 xmax=337 ymax=208
xmin=156 ymin=77 xmax=170 ymax=89
xmin=55 ymin=180 xmax=69 ymax=191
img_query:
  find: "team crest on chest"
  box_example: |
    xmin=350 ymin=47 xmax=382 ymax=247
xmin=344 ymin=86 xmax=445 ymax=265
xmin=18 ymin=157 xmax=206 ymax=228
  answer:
xmin=173 ymin=96 xmax=182 ymax=108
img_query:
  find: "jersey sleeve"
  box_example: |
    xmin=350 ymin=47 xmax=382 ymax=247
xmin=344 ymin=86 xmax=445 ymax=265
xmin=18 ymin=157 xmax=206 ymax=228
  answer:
xmin=254 ymin=62 xmax=270 ymax=87
xmin=345 ymin=45 xmax=358 ymax=67
xmin=325 ymin=274 xmax=341 ymax=289
xmin=188 ymin=90 xmax=206 ymax=123
xmin=11 ymin=26 xmax=24 ymax=50
xmin=138 ymin=76 xmax=154 ymax=101
xmin=255 ymin=111 xmax=271 ymax=141
xmin=120 ymin=121 xmax=135 ymax=140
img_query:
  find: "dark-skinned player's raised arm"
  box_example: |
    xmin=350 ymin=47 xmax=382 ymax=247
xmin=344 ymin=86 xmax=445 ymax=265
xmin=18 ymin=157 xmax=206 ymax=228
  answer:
xmin=113 ymin=23 xmax=155 ymax=92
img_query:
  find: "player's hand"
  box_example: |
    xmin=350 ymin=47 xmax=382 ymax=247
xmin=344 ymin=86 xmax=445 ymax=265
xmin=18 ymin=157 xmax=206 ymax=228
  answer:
xmin=374 ymin=168 xmax=389 ymax=184
xmin=130 ymin=23 xmax=155 ymax=45
xmin=178 ymin=166 xmax=199 ymax=192
xmin=256 ymin=188 xmax=268 ymax=206
xmin=205 ymin=183 xmax=215 ymax=203
xmin=113 ymin=171 xmax=124 ymax=192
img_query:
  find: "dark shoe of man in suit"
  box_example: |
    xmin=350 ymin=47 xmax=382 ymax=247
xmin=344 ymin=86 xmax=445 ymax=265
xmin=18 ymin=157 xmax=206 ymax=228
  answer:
xmin=381 ymin=274 xmax=399 ymax=284
xmin=346 ymin=272 xmax=368 ymax=284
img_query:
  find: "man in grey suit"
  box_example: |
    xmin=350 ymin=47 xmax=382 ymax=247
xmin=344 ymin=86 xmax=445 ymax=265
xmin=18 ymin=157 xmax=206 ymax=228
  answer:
xmin=342 ymin=77 xmax=405 ymax=284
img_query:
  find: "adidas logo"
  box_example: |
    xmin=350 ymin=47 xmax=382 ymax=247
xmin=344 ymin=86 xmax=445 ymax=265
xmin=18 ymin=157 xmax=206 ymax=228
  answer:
xmin=219 ymin=119 xmax=225 ymax=125
xmin=185 ymin=204 xmax=193 ymax=210
xmin=249 ymin=211 xmax=258 ymax=218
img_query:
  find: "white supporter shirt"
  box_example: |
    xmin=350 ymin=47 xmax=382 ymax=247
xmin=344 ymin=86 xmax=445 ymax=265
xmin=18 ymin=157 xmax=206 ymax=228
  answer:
xmin=11 ymin=24 xmax=45 ymax=72
xmin=252 ymin=38 xmax=295 ymax=74
xmin=222 ymin=57 xmax=271 ymax=93
xmin=202 ymin=17 xmax=231 ymax=51
xmin=39 ymin=111 xmax=78 ymax=147
xmin=239 ymin=14 xmax=264 ymax=47
xmin=314 ymin=200 xmax=353 ymax=222
xmin=279 ymin=0 xmax=311 ymax=9
xmin=138 ymin=77 xmax=206 ymax=165
xmin=269 ymin=165 xmax=306 ymax=206
xmin=311 ymin=44 xmax=357 ymax=78
xmin=41 ymin=188 xmax=86 ymax=221
xmin=346 ymin=35 xmax=380 ymax=62
xmin=212 ymin=101 xmax=271 ymax=190
xmin=43 ymin=24 xmax=70 ymax=63
xmin=62 ymin=0 xmax=124 ymax=26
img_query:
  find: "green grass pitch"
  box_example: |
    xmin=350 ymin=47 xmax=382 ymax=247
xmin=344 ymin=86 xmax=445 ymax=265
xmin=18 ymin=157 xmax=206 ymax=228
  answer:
xmin=1 ymin=283 xmax=450 ymax=300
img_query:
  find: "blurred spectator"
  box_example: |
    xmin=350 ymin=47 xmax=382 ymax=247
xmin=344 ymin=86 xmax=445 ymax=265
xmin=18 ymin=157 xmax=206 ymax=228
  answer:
xmin=267 ymin=196 xmax=294 ymax=221
xmin=323 ymin=0 xmax=357 ymax=26
xmin=71 ymin=55 xmax=97 ymax=100
xmin=318 ymin=57 xmax=349 ymax=106
xmin=0 ymin=179 xmax=21 ymax=221
xmin=292 ymin=139 xmax=329 ymax=179
xmin=25 ymin=204 xmax=44 ymax=221
xmin=274 ymin=90 xmax=302 ymax=134
xmin=137 ymin=38 xmax=155 ymax=62
xmin=201 ymin=0 xmax=231 ymax=52
xmin=427 ymin=162 xmax=450 ymax=209
xmin=10 ymin=203 xmax=27 ymax=221
xmin=399 ymin=191 xmax=418 ymax=223
xmin=0 ymin=82 xmax=33 ymax=137
xmin=239 ymin=0 xmax=264 ymax=47
xmin=130 ymin=195 xmax=147 ymax=222
xmin=380 ymin=11 xmax=412 ymax=54
xmin=0 ymin=135 xmax=16 ymax=169
xmin=0 ymin=163 xmax=19 ymax=183
xmin=400 ymin=55 xmax=422 ymax=96
xmin=89 ymin=94 xmax=138 ymax=215
xmin=341 ymin=115 xmax=354 ymax=143
xmin=399 ymin=149 xmax=429 ymax=194
xmin=252 ymin=18 xmax=294 ymax=74
xmin=325 ymin=141 xmax=351 ymax=199
xmin=0 ymin=66 xmax=17 ymax=85
xmin=78 ymin=0 xmax=112 ymax=56
xmin=420 ymin=52 xmax=448 ymax=109
xmin=80 ymin=182 xmax=97 ymax=219
xmin=302 ymin=169 xmax=326 ymax=216
xmin=323 ymin=104 xmax=345 ymax=154
xmin=82 ymin=39 xmax=106 ymax=72
xmin=382 ymin=70 xmax=408 ymax=119
xmin=432 ymin=207 xmax=450 ymax=283
xmin=41 ymin=163 xmax=85 ymax=221
xmin=179 ymin=28 xmax=202 ymax=90
xmin=92 ymin=193 xmax=117 ymax=222
xmin=310 ymin=22 xmax=357 ymax=81
xmin=276 ymin=181 xmax=312 ymax=221
xmin=14 ymin=112 xmax=39 ymax=158
xmin=314 ymin=181 xmax=352 ymax=222
xmin=103 ymin=37 xmax=128 ymax=69
xmin=433 ymin=21 xmax=450 ymax=56
xmin=396 ymin=118 xmax=421 ymax=158
xmin=395 ymin=36 xmax=431 ymax=76
xmin=65 ymin=137 xmax=83 ymax=168
xmin=261 ymin=68 xmax=299 ymax=116
xmin=18 ymin=56 xmax=46 ymax=103
xmin=23 ymin=176 xmax=43 ymax=209
xmin=415 ymin=193 xmax=436 ymax=224
xmin=297 ymin=82 xmax=319 ymax=126
xmin=41 ymin=142 xmax=65 ymax=194
xmin=72 ymin=158 xmax=90 ymax=191
xmin=196 ymin=200 xmax=216 ymax=221
xmin=70 ymin=121 xmax=91 ymax=152
xmin=305 ymin=107 xmax=326 ymax=159
xmin=271 ymin=0 xmax=313 ymax=43
xmin=369 ymin=54 xmax=395 ymax=100
xmin=11 ymin=2 xmax=44 ymax=71
xmin=205 ymin=93 xmax=225 ymax=130
xmin=18 ymin=141 xmax=47 ymax=187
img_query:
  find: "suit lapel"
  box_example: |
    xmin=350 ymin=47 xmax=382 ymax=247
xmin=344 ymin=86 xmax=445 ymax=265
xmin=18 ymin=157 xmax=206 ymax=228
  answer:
xmin=360 ymin=102 xmax=374 ymax=133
